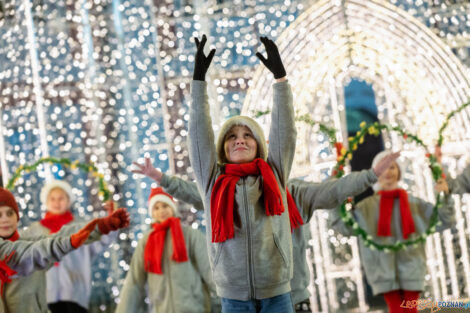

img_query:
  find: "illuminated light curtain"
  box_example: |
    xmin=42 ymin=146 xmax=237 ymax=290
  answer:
xmin=243 ymin=0 xmax=470 ymax=311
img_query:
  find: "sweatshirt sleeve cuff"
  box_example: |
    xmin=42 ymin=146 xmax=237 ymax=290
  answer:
xmin=367 ymin=168 xmax=378 ymax=183
xmin=160 ymin=173 xmax=170 ymax=188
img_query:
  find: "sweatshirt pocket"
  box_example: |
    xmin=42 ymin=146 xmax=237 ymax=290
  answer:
xmin=212 ymin=240 xmax=247 ymax=287
xmin=273 ymin=234 xmax=288 ymax=267
xmin=253 ymin=234 xmax=290 ymax=288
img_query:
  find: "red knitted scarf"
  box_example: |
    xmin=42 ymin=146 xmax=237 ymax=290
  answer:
xmin=40 ymin=211 xmax=74 ymax=234
xmin=144 ymin=217 xmax=188 ymax=274
xmin=210 ymin=158 xmax=303 ymax=243
xmin=377 ymin=189 xmax=415 ymax=239
xmin=6 ymin=231 xmax=19 ymax=242
xmin=0 ymin=231 xmax=19 ymax=293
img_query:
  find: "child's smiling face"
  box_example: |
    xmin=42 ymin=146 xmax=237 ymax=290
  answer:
xmin=152 ymin=201 xmax=174 ymax=223
xmin=223 ymin=125 xmax=258 ymax=164
xmin=46 ymin=188 xmax=71 ymax=215
xmin=0 ymin=206 xmax=18 ymax=238
xmin=378 ymin=161 xmax=400 ymax=190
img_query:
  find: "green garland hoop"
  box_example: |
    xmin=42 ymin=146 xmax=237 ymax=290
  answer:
xmin=255 ymin=110 xmax=340 ymax=149
xmin=437 ymin=100 xmax=470 ymax=147
xmin=6 ymin=157 xmax=111 ymax=201
xmin=335 ymin=121 xmax=444 ymax=252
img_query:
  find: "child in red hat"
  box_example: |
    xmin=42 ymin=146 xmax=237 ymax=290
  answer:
xmin=116 ymin=187 xmax=217 ymax=313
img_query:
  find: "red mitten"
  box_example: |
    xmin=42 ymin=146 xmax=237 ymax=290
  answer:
xmin=70 ymin=219 xmax=99 ymax=249
xmin=97 ymin=208 xmax=130 ymax=235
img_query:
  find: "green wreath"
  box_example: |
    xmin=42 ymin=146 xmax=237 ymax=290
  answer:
xmin=6 ymin=157 xmax=111 ymax=201
xmin=437 ymin=100 xmax=470 ymax=147
xmin=254 ymin=110 xmax=341 ymax=156
xmin=334 ymin=122 xmax=444 ymax=252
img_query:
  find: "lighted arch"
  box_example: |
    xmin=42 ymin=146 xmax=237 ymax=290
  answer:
xmin=243 ymin=0 xmax=470 ymax=309
xmin=243 ymin=0 xmax=470 ymax=178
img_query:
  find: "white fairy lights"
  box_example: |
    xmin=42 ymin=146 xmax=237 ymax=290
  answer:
xmin=0 ymin=0 xmax=468 ymax=311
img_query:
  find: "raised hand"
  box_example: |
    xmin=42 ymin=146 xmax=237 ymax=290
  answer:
xmin=97 ymin=208 xmax=131 ymax=235
xmin=70 ymin=208 xmax=131 ymax=248
xmin=132 ymin=157 xmax=163 ymax=183
xmin=373 ymin=151 xmax=401 ymax=177
xmin=255 ymin=37 xmax=286 ymax=79
xmin=435 ymin=178 xmax=449 ymax=195
xmin=193 ymin=35 xmax=216 ymax=81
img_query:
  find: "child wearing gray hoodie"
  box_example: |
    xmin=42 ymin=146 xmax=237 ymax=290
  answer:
xmin=132 ymin=153 xmax=399 ymax=311
xmin=329 ymin=151 xmax=455 ymax=313
xmin=115 ymin=187 xmax=217 ymax=313
xmin=188 ymin=34 xmax=296 ymax=312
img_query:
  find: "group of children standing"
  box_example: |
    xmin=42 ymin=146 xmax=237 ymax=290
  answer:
xmin=122 ymin=35 xmax=465 ymax=313
xmin=0 ymin=34 xmax=468 ymax=313
xmin=0 ymin=184 xmax=130 ymax=313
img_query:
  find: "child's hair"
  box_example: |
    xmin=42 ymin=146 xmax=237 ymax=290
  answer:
xmin=216 ymin=116 xmax=268 ymax=164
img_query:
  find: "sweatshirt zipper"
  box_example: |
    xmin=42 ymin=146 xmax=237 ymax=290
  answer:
xmin=242 ymin=178 xmax=255 ymax=299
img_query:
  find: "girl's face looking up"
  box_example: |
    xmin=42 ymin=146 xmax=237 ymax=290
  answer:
xmin=224 ymin=125 xmax=258 ymax=164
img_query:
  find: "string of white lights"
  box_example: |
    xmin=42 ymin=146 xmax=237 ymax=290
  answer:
xmin=23 ymin=0 xmax=51 ymax=180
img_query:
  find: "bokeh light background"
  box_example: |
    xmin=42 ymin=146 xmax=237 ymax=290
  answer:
xmin=0 ymin=0 xmax=469 ymax=311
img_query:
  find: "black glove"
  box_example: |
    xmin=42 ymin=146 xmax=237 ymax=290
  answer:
xmin=255 ymin=37 xmax=286 ymax=79
xmin=193 ymin=35 xmax=216 ymax=81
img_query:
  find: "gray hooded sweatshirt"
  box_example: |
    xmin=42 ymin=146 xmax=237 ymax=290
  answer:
xmin=0 ymin=223 xmax=103 ymax=313
xmin=160 ymin=169 xmax=378 ymax=304
xmin=115 ymin=225 xmax=216 ymax=313
xmin=329 ymin=192 xmax=455 ymax=295
xmin=20 ymin=220 xmax=116 ymax=309
xmin=188 ymin=80 xmax=296 ymax=300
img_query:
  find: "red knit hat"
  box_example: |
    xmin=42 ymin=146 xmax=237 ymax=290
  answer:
xmin=0 ymin=188 xmax=19 ymax=220
xmin=148 ymin=187 xmax=177 ymax=216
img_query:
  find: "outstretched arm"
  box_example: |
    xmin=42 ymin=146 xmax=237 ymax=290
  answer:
xmin=132 ymin=157 xmax=204 ymax=211
xmin=160 ymin=174 xmax=204 ymax=211
xmin=256 ymin=37 xmax=295 ymax=187
xmin=288 ymin=169 xmax=377 ymax=223
xmin=189 ymin=35 xmax=219 ymax=194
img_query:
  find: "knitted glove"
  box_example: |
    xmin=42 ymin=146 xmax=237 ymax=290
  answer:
xmin=97 ymin=208 xmax=130 ymax=235
xmin=255 ymin=37 xmax=286 ymax=79
xmin=193 ymin=35 xmax=216 ymax=81
xmin=70 ymin=219 xmax=99 ymax=249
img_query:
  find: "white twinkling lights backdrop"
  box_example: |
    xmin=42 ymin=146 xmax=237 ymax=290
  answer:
xmin=0 ymin=0 xmax=469 ymax=311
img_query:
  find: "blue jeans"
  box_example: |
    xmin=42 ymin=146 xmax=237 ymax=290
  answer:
xmin=221 ymin=293 xmax=294 ymax=313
